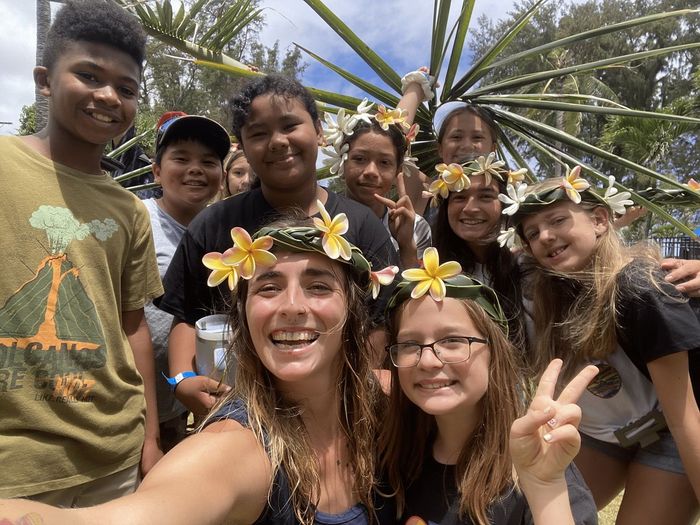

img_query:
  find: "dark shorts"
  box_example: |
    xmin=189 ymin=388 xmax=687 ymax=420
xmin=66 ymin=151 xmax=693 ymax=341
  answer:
xmin=580 ymin=430 xmax=685 ymax=475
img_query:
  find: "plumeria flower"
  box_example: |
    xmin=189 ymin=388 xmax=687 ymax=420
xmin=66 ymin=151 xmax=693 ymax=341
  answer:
xmin=405 ymin=123 xmax=420 ymax=143
xmin=560 ymin=166 xmax=590 ymax=204
xmin=686 ymin=178 xmax=700 ymax=192
xmin=428 ymin=176 xmax=450 ymax=201
xmin=350 ymin=98 xmax=375 ymax=127
xmin=499 ymin=183 xmax=528 ymax=216
xmin=402 ymin=155 xmax=419 ymax=178
xmin=497 ymin=228 xmax=517 ymax=249
xmin=322 ymin=143 xmax=349 ymax=176
xmin=202 ymin=249 xmax=240 ymax=291
xmin=436 ymin=163 xmax=470 ymax=192
xmin=312 ymin=199 xmax=352 ymax=261
xmin=323 ymin=109 xmax=355 ymax=149
xmin=603 ymin=176 xmax=634 ymax=215
xmin=507 ymin=168 xmax=528 ymax=186
xmin=224 ymin=227 xmax=277 ymax=279
xmin=402 ymin=247 xmax=462 ymax=301
xmin=374 ymin=105 xmax=408 ymax=131
xmin=369 ymin=265 xmax=399 ymax=299
xmin=472 ymin=153 xmax=506 ymax=185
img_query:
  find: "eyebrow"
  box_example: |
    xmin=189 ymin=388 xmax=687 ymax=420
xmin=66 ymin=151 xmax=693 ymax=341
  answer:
xmin=252 ymin=267 xmax=338 ymax=282
xmin=74 ymin=60 xmax=139 ymax=87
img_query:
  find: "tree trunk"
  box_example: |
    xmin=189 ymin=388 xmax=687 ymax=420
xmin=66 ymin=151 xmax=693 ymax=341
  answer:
xmin=35 ymin=0 xmax=52 ymax=130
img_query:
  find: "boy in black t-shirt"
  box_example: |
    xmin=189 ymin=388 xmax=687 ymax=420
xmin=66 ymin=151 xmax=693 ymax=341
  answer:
xmin=156 ymin=75 xmax=399 ymax=415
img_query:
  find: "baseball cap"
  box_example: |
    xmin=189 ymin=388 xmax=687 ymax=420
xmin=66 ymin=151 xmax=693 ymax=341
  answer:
xmin=156 ymin=111 xmax=231 ymax=162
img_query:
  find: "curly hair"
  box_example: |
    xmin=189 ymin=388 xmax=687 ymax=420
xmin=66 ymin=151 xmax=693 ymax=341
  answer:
xmin=43 ymin=0 xmax=146 ymax=71
xmin=229 ymin=74 xmax=319 ymax=144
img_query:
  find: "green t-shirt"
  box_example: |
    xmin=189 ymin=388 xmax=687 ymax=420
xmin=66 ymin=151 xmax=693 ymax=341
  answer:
xmin=0 ymin=136 xmax=164 ymax=497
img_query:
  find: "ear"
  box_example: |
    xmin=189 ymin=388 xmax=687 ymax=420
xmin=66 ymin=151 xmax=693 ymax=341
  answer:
xmin=315 ymin=120 xmax=324 ymax=146
xmin=151 ymin=162 xmax=161 ymax=184
xmin=33 ymin=66 xmax=51 ymax=97
xmin=591 ymin=206 xmax=610 ymax=236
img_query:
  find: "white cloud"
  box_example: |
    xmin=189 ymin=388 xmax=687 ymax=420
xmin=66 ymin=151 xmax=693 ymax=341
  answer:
xmin=0 ymin=0 xmax=539 ymax=135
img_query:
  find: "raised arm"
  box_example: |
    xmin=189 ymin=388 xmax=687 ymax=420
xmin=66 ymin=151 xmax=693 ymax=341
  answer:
xmin=510 ymin=359 xmax=599 ymax=525
xmin=0 ymin=421 xmax=271 ymax=525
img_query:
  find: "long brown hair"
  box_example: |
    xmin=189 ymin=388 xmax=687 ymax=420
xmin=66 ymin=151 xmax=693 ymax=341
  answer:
xmin=380 ymin=300 xmax=525 ymax=525
xmin=205 ymin=221 xmax=384 ymax=524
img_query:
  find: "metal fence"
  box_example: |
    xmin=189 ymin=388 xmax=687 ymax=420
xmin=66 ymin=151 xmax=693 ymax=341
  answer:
xmin=652 ymin=236 xmax=700 ymax=259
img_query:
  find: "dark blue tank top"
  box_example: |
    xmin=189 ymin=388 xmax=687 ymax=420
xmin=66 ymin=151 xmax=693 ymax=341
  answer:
xmin=212 ymin=399 xmax=396 ymax=525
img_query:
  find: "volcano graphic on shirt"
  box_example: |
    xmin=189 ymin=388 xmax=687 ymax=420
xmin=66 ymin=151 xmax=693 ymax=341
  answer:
xmin=0 ymin=206 xmax=119 ymax=394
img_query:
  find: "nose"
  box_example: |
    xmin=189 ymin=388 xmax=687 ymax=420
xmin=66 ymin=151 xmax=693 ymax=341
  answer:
xmin=279 ymin=284 xmax=308 ymax=319
xmin=93 ymin=84 xmax=120 ymax=107
xmin=269 ymin=129 xmax=289 ymax=151
xmin=416 ymin=346 xmax=443 ymax=370
xmin=362 ymin=160 xmax=380 ymax=181
xmin=539 ymin=227 xmax=556 ymax=243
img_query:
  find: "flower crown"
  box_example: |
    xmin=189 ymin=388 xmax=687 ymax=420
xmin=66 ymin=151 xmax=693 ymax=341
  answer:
xmin=386 ymin=247 xmax=509 ymax=335
xmin=426 ymin=153 xmax=528 ymax=207
xmin=495 ymin=167 xmax=635 ymax=247
xmin=321 ymin=99 xmax=420 ymax=179
xmin=202 ymin=200 xmax=398 ymax=299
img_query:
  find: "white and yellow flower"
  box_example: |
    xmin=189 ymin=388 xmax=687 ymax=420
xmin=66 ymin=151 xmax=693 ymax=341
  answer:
xmin=402 ymin=247 xmax=462 ymax=301
xmin=603 ymin=176 xmax=633 ymax=215
xmin=312 ymin=199 xmax=352 ymax=261
xmin=350 ymin=98 xmax=375 ymax=127
xmin=224 ymin=227 xmax=277 ymax=279
xmin=472 ymin=153 xmax=506 ymax=186
xmin=436 ymin=163 xmax=470 ymax=192
xmin=375 ymin=105 xmax=408 ymax=131
xmin=560 ymin=166 xmax=590 ymax=204
xmin=322 ymin=143 xmax=350 ymax=177
xmin=686 ymin=178 xmax=700 ymax=192
xmin=370 ymin=266 xmax=399 ymax=299
xmin=202 ymin=249 xmax=240 ymax=291
xmin=497 ymin=228 xmax=517 ymax=249
xmin=507 ymin=168 xmax=528 ymax=186
xmin=498 ymin=182 xmax=528 ymax=216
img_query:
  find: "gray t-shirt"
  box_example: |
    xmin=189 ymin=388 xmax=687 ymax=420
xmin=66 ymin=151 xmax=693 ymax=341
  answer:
xmin=143 ymin=198 xmax=187 ymax=422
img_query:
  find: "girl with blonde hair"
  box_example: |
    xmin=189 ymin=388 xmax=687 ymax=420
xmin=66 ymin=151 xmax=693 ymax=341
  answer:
xmin=507 ymin=171 xmax=700 ymax=524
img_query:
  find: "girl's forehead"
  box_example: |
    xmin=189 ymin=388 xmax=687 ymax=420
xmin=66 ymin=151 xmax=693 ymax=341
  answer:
xmin=249 ymin=93 xmax=308 ymax=118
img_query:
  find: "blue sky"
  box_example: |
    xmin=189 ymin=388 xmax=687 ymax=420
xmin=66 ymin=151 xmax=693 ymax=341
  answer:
xmin=0 ymin=0 xmax=528 ymax=134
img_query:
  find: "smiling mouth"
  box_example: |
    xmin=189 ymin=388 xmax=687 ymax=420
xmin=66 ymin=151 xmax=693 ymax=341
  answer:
xmin=270 ymin=330 xmax=320 ymax=349
xmin=418 ymin=380 xmax=457 ymax=390
xmin=548 ymin=246 xmax=567 ymax=258
xmin=459 ymin=218 xmax=486 ymax=226
xmin=183 ymin=180 xmax=208 ymax=187
xmin=85 ymin=110 xmax=117 ymax=123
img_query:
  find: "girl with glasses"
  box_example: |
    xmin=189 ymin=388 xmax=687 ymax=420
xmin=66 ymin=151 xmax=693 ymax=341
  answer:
xmin=380 ymin=252 xmax=599 ymax=525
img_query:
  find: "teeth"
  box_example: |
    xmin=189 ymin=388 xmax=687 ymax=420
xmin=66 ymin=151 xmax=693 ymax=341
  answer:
xmin=549 ymin=247 xmax=566 ymax=257
xmin=271 ymin=331 xmax=318 ymax=343
xmin=460 ymin=219 xmax=485 ymax=225
xmin=421 ymin=382 xmax=453 ymax=389
xmin=89 ymin=112 xmax=114 ymax=123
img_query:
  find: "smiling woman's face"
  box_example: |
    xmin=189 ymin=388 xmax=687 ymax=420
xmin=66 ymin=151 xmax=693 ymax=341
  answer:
xmin=245 ymin=251 xmax=347 ymax=387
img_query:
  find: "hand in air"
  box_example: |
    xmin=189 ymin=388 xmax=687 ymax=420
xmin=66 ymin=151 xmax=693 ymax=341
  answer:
xmin=374 ymin=174 xmax=419 ymax=267
xmin=510 ymin=359 xmax=598 ymax=486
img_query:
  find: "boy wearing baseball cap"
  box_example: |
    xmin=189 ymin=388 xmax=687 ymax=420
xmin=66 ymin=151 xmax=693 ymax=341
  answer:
xmin=144 ymin=111 xmax=230 ymax=451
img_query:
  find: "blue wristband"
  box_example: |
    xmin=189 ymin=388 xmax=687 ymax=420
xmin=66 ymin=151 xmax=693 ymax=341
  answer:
xmin=164 ymin=371 xmax=197 ymax=390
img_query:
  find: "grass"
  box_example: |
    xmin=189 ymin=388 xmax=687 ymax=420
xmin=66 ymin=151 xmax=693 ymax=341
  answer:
xmin=598 ymin=492 xmax=622 ymax=525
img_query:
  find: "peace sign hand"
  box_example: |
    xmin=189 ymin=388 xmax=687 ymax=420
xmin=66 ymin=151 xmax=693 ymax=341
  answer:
xmin=510 ymin=359 xmax=598 ymax=487
xmin=374 ymin=173 xmax=419 ymax=268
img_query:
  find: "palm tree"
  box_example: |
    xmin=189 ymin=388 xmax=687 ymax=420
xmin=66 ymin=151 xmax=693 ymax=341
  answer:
xmin=35 ymin=0 xmax=52 ymax=129
xmin=118 ymin=0 xmax=700 ymax=235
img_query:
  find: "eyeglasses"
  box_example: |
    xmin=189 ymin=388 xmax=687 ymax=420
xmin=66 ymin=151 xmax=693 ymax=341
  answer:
xmin=386 ymin=336 xmax=488 ymax=368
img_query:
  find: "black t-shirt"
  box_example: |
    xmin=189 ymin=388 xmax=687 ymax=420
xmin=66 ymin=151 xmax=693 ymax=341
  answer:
xmin=401 ymin=455 xmax=597 ymax=525
xmin=616 ymin=261 xmax=700 ymax=404
xmin=155 ymin=188 xmax=399 ymax=325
